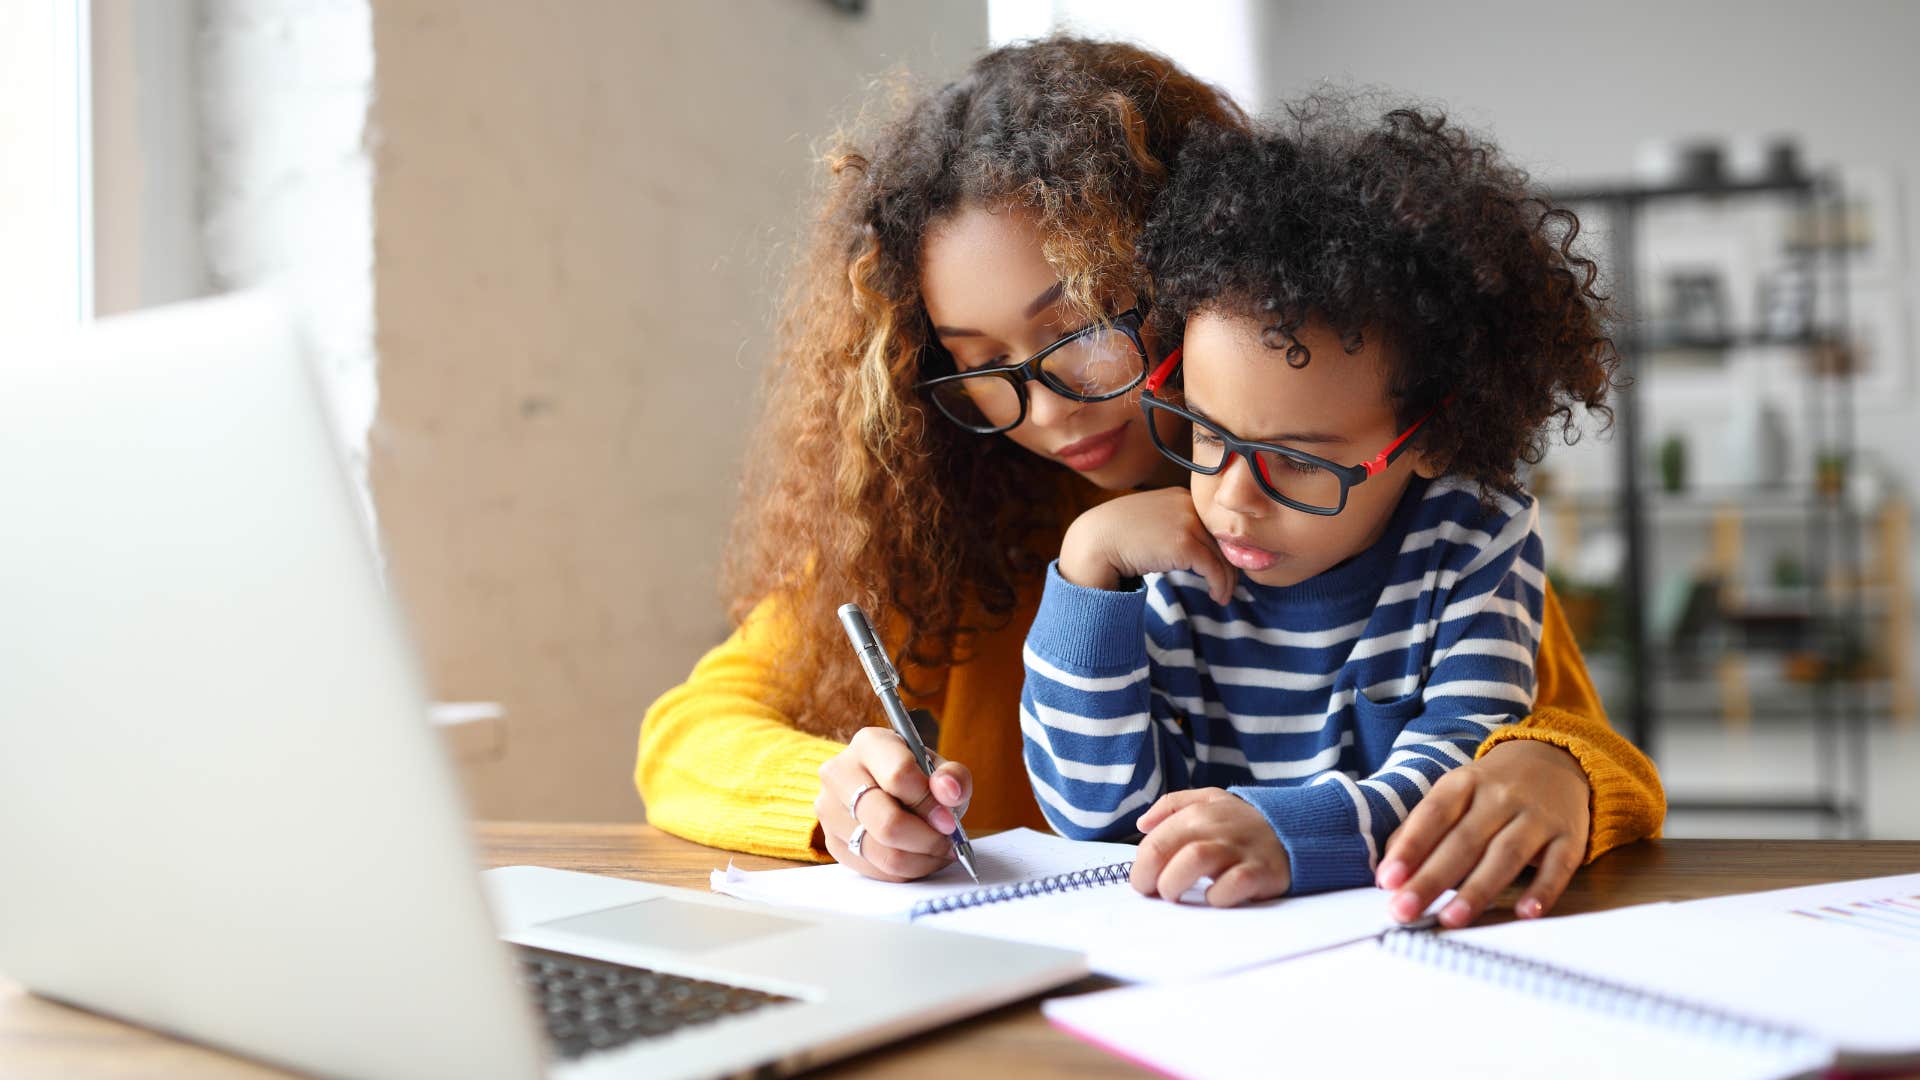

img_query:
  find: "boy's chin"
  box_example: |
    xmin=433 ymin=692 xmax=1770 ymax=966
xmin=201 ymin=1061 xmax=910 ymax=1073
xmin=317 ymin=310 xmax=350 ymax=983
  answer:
xmin=1241 ymin=543 xmax=1375 ymax=589
xmin=1241 ymin=562 xmax=1315 ymax=589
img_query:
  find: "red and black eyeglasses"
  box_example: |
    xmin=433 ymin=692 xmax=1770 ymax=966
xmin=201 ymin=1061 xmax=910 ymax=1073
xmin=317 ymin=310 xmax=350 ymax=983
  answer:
xmin=1139 ymin=347 xmax=1448 ymax=517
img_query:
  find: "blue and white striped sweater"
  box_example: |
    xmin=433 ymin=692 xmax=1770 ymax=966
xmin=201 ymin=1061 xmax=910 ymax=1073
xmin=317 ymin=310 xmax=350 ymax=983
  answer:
xmin=1020 ymin=476 xmax=1546 ymax=895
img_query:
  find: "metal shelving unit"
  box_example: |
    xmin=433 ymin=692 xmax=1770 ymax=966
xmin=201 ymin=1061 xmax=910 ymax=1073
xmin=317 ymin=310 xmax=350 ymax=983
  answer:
xmin=1550 ymin=172 xmax=1875 ymax=835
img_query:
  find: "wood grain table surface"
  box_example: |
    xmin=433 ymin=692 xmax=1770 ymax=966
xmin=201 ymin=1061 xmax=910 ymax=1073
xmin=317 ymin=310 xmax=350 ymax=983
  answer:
xmin=3 ymin=823 xmax=1915 ymax=1079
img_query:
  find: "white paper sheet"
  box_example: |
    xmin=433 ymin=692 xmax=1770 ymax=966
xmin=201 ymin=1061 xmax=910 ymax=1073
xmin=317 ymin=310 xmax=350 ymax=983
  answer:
xmin=1043 ymin=941 xmax=1827 ymax=1080
xmin=1456 ymin=872 xmax=1920 ymax=1062
xmin=925 ymin=872 xmax=1421 ymax=982
xmin=711 ymin=827 xmax=1433 ymax=982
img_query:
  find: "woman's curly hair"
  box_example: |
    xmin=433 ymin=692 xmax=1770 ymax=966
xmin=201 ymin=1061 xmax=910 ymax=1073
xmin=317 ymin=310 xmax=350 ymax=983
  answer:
xmin=725 ymin=38 xmax=1244 ymax=738
xmin=1138 ymin=97 xmax=1620 ymax=498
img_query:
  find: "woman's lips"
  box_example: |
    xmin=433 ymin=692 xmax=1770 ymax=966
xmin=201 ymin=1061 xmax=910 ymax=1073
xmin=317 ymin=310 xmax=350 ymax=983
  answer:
xmin=1214 ymin=533 xmax=1281 ymax=572
xmin=1055 ymin=421 xmax=1130 ymax=473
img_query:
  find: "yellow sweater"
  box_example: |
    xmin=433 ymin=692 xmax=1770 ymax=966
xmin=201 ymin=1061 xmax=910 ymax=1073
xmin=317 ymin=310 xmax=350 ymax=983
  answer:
xmin=636 ymin=578 xmax=1665 ymax=865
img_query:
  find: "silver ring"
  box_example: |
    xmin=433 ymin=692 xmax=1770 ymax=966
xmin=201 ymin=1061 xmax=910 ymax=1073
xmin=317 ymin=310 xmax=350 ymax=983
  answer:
xmin=846 ymin=782 xmax=878 ymax=826
xmin=848 ymin=824 xmax=868 ymax=859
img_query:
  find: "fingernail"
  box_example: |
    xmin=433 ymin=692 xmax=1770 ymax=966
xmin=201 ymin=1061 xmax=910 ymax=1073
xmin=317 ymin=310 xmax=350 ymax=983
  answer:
xmin=1441 ymin=899 xmax=1472 ymax=927
xmin=1376 ymin=859 xmax=1408 ymax=889
xmin=1389 ymin=891 xmax=1422 ymax=922
xmin=1517 ymin=897 xmax=1544 ymax=919
xmin=929 ymin=806 xmax=956 ymax=834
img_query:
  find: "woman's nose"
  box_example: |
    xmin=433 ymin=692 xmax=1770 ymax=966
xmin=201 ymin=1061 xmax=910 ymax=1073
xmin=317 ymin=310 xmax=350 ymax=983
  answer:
xmin=1023 ymin=379 xmax=1080 ymax=430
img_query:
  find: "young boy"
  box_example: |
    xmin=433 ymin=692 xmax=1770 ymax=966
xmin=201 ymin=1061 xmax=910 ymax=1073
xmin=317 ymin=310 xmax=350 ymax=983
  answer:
xmin=1020 ymin=104 xmax=1617 ymax=905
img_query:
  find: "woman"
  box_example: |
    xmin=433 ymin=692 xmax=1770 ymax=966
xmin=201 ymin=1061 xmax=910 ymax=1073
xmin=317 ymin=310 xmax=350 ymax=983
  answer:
xmin=636 ymin=38 xmax=1663 ymax=927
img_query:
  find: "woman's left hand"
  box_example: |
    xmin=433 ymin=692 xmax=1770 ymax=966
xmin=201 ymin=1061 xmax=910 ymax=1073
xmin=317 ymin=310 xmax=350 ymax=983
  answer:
xmin=1376 ymin=740 xmax=1591 ymax=928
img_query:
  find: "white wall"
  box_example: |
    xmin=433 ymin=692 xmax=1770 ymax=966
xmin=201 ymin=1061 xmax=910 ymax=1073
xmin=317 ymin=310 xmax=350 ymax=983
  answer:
xmin=994 ymin=0 xmax=1263 ymax=108
xmin=88 ymin=0 xmax=373 ymax=504
xmin=197 ymin=0 xmax=377 ymax=522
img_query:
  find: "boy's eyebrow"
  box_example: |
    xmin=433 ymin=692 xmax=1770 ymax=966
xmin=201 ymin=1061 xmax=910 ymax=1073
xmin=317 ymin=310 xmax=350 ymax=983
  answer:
xmin=1184 ymin=399 xmax=1347 ymax=445
xmin=931 ymin=281 xmax=1066 ymax=339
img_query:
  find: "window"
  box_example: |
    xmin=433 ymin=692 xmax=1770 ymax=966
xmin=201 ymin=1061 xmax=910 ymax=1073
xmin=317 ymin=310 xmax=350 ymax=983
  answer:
xmin=0 ymin=0 xmax=91 ymax=330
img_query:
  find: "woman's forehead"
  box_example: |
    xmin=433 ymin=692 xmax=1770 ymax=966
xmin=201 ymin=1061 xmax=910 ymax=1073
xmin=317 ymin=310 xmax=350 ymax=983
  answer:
xmin=920 ymin=206 xmax=1056 ymax=315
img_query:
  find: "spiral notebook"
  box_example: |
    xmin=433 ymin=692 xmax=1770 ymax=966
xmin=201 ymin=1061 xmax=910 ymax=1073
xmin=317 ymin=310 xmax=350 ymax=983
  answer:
xmin=711 ymin=828 xmax=1432 ymax=983
xmin=1045 ymin=872 xmax=1920 ymax=1079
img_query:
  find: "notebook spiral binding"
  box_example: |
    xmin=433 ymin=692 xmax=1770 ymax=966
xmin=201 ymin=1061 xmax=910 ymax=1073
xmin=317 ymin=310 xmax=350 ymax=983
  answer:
xmin=1379 ymin=928 xmax=1815 ymax=1052
xmin=909 ymin=861 xmax=1135 ymax=921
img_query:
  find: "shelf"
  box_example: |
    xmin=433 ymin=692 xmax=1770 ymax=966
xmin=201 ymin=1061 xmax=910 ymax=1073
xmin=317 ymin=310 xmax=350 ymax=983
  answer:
xmin=1549 ymin=175 xmax=1817 ymax=204
xmin=1723 ymin=587 xmax=1892 ymax=617
xmin=1609 ymin=684 xmax=1895 ymax=724
xmin=1666 ymin=796 xmax=1856 ymax=818
xmin=1635 ymin=331 xmax=1842 ymax=352
xmin=1541 ymin=488 xmax=1865 ymax=522
xmin=1584 ymin=654 xmax=1897 ymax=720
xmin=1558 ymin=166 xmax=1875 ymax=834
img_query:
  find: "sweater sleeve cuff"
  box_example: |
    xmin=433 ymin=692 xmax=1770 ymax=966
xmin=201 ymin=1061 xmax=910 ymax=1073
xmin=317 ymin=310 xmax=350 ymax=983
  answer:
xmin=1028 ymin=561 xmax=1151 ymax=674
xmin=1479 ymin=710 xmax=1667 ymax=863
xmin=1229 ymin=782 xmax=1377 ymax=894
xmin=645 ymin=734 xmax=842 ymax=864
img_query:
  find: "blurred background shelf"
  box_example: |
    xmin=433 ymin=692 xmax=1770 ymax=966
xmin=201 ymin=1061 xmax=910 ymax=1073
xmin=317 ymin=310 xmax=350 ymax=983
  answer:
xmin=1543 ymin=173 xmax=1906 ymax=836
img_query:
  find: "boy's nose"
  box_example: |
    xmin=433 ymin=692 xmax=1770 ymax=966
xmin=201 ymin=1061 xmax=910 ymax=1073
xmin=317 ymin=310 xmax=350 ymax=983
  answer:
xmin=1212 ymin=453 xmax=1270 ymax=515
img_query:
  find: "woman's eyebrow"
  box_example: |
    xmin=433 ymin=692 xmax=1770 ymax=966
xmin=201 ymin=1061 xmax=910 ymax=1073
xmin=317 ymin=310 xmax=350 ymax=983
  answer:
xmin=1021 ymin=281 xmax=1065 ymax=320
xmin=931 ymin=281 xmax=1065 ymax=339
xmin=1185 ymin=398 xmax=1347 ymax=445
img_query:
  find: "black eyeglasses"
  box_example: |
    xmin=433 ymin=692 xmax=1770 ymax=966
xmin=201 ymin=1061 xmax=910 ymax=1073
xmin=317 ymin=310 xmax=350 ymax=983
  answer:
xmin=915 ymin=308 xmax=1150 ymax=435
xmin=1139 ymin=347 xmax=1449 ymax=516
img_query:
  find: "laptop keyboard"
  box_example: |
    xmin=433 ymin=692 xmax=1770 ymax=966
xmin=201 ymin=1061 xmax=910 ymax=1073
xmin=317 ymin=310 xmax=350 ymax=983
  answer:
xmin=515 ymin=944 xmax=797 ymax=1061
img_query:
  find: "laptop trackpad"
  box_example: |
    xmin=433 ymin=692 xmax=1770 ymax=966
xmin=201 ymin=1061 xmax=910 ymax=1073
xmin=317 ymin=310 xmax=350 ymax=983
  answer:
xmin=536 ymin=898 xmax=807 ymax=954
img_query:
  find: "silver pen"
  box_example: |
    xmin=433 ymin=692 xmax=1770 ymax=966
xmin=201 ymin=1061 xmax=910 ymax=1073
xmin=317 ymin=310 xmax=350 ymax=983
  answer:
xmin=837 ymin=602 xmax=979 ymax=883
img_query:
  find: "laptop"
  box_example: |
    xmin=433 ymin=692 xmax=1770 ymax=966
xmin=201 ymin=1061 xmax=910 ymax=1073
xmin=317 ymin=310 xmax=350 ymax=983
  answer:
xmin=0 ymin=293 xmax=1086 ymax=1079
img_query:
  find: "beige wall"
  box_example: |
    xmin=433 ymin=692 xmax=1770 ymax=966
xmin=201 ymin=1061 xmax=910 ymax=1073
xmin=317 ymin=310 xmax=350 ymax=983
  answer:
xmin=369 ymin=1 xmax=986 ymax=820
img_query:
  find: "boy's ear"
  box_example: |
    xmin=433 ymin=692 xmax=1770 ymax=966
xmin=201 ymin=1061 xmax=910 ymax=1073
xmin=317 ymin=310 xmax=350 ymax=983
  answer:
xmin=1408 ymin=443 xmax=1447 ymax=480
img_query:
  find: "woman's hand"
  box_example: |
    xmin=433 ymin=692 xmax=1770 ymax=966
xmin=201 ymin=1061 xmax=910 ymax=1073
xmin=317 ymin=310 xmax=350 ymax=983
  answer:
xmin=813 ymin=726 xmax=972 ymax=882
xmin=1058 ymin=489 xmax=1236 ymax=605
xmin=1377 ymin=740 xmax=1591 ymax=927
xmin=1129 ymin=788 xmax=1292 ymax=907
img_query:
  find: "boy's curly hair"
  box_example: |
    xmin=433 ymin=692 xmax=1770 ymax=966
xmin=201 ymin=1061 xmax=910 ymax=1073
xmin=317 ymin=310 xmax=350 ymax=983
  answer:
xmin=725 ymin=38 xmax=1244 ymax=737
xmin=1138 ymin=97 xmax=1619 ymax=497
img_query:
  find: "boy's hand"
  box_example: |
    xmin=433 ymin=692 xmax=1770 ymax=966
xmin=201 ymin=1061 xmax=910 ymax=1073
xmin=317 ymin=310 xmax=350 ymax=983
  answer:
xmin=1376 ymin=740 xmax=1590 ymax=927
xmin=1058 ymin=488 xmax=1236 ymax=606
xmin=1130 ymin=788 xmax=1291 ymax=906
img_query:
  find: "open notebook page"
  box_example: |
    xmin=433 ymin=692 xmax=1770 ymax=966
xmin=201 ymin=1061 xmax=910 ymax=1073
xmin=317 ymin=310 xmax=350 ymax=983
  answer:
xmin=709 ymin=828 xmax=1136 ymax=920
xmin=1043 ymin=940 xmax=1828 ymax=1080
xmin=711 ymin=827 xmax=1434 ymax=983
xmin=926 ymin=871 xmax=1432 ymax=983
xmin=1455 ymin=872 xmax=1920 ymax=1066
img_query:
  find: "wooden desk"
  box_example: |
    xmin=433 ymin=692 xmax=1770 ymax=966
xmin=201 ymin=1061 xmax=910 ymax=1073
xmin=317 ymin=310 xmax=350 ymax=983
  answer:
xmin=4 ymin=825 xmax=1917 ymax=1078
